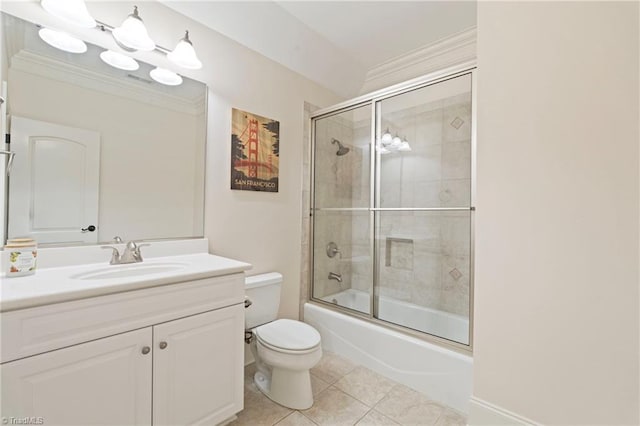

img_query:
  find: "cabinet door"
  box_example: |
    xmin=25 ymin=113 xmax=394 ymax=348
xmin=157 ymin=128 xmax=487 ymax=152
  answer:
xmin=153 ymin=304 xmax=244 ymax=426
xmin=1 ymin=327 xmax=152 ymax=425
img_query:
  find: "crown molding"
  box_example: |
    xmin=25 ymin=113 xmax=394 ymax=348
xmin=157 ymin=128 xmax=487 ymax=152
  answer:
xmin=361 ymin=27 xmax=477 ymax=94
xmin=10 ymin=50 xmax=205 ymax=116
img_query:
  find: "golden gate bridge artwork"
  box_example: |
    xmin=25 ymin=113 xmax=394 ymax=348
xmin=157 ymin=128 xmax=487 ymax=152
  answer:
xmin=231 ymin=108 xmax=280 ymax=192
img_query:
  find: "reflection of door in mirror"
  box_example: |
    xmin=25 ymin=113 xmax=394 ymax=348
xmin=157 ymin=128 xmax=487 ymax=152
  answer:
xmin=8 ymin=116 xmax=100 ymax=244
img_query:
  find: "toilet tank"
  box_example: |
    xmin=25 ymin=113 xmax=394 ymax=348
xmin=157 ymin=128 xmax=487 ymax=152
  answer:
xmin=245 ymin=272 xmax=282 ymax=329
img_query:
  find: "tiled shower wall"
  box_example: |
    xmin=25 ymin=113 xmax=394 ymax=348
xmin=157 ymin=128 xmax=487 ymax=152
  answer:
xmin=311 ymin=112 xmax=363 ymax=301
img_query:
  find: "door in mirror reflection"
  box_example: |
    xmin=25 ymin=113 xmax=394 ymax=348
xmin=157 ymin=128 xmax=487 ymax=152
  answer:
xmin=8 ymin=116 xmax=100 ymax=244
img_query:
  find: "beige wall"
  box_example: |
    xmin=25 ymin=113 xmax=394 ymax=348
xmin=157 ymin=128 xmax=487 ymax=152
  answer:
xmin=473 ymin=2 xmax=639 ymax=424
xmin=1 ymin=1 xmax=341 ymax=320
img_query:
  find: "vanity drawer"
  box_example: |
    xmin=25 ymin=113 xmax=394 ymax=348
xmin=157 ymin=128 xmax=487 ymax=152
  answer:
xmin=1 ymin=273 xmax=244 ymax=363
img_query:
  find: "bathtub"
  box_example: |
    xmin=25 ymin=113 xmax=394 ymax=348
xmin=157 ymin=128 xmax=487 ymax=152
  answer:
xmin=321 ymin=289 xmax=469 ymax=344
xmin=304 ymin=293 xmax=473 ymax=413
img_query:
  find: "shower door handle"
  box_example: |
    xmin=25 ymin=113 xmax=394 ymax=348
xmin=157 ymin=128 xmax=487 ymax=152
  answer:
xmin=0 ymin=150 xmax=15 ymax=176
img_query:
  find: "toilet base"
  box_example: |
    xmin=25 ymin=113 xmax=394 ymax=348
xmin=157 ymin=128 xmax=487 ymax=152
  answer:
xmin=254 ymin=368 xmax=314 ymax=410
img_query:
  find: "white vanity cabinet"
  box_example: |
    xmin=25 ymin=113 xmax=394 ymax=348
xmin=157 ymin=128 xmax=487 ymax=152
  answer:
xmin=2 ymin=327 xmax=154 ymax=425
xmin=0 ymin=272 xmax=246 ymax=426
xmin=153 ymin=305 xmax=244 ymax=425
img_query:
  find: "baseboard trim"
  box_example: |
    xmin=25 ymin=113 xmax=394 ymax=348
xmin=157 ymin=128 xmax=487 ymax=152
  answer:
xmin=468 ymin=397 xmax=540 ymax=425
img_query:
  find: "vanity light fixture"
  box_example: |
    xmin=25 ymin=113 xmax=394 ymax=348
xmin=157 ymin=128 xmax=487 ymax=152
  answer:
xmin=377 ymin=144 xmax=391 ymax=155
xmin=38 ymin=28 xmax=87 ymax=53
xmin=167 ymin=31 xmax=202 ymax=70
xmin=398 ymin=136 xmax=412 ymax=152
xmin=150 ymin=67 xmax=183 ymax=86
xmin=391 ymin=133 xmax=402 ymax=148
xmin=99 ymin=50 xmax=139 ymax=71
xmin=39 ymin=3 xmax=203 ymax=72
xmin=112 ymin=6 xmax=155 ymax=52
xmin=381 ymin=128 xmax=393 ymax=146
xmin=41 ymin=0 xmax=96 ymax=28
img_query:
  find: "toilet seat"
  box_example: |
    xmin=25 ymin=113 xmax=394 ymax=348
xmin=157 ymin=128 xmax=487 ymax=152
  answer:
xmin=255 ymin=319 xmax=321 ymax=352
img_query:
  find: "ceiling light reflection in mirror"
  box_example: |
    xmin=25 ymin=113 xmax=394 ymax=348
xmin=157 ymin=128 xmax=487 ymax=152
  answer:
xmin=99 ymin=50 xmax=139 ymax=71
xmin=38 ymin=28 xmax=87 ymax=53
xmin=150 ymin=67 xmax=183 ymax=86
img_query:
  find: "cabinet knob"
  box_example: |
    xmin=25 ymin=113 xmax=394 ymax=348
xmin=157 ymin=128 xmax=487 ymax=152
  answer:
xmin=141 ymin=346 xmax=151 ymax=355
xmin=159 ymin=341 xmax=168 ymax=350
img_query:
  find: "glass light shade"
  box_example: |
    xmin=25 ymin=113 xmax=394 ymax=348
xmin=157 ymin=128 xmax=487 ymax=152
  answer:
xmin=391 ymin=134 xmax=402 ymax=147
xmin=112 ymin=7 xmax=155 ymax=52
xmin=41 ymin=0 xmax=96 ymax=28
xmin=398 ymin=141 xmax=412 ymax=152
xmin=100 ymin=50 xmax=139 ymax=71
xmin=377 ymin=145 xmax=390 ymax=155
xmin=38 ymin=28 xmax=87 ymax=53
xmin=167 ymin=31 xmax=202 ymax=70
xmin=150 ymin=67 xmax=183 ymax=86
xmin=381 ymin=128 xmax=393 ymax=146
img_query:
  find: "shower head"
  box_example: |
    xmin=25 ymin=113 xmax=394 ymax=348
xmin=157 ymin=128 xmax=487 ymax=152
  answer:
xmin=331 ymin=138 xmax=350 ymax=156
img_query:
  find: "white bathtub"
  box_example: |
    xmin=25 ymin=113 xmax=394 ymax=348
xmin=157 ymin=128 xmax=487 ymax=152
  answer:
xmin=322 ymin=289 xmax=469 ymax=344
xmin=304 ymin=296 xmax=473 ymax=413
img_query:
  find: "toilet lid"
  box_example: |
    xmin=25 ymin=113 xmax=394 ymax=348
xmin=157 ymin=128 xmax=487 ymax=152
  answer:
xmin=256 ymin=319 xmax=321 ymax=351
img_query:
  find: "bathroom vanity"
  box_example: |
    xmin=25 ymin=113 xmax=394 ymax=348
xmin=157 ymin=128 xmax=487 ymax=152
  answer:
xmin=0 ymin=249 xmax=251 ymax=425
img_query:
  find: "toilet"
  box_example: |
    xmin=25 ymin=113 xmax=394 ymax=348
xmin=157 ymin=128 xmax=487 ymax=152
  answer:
xmin=245 ymin=272 xmax=322 ymax=410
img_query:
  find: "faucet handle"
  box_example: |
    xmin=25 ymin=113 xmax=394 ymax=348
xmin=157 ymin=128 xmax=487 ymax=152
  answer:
xmin=129 ymin=242 xmax=150 ymax=261
xmin=112 ymin=236 xmax=123 ymax=243
xmin=101 ymin=246 xmax=121 ymax=264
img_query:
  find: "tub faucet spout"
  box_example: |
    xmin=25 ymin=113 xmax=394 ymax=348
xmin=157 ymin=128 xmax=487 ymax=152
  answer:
xmin=328 ymin=272 xmax=342 ymax=283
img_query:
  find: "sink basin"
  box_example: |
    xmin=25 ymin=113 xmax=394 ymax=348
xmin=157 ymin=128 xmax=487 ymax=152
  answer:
xmin=72 ymin=262 xmax=188 ymax=280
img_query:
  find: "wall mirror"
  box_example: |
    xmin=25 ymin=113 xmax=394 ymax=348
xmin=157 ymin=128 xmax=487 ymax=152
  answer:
xmin=1 ymin=12 xmax=207 ymax=246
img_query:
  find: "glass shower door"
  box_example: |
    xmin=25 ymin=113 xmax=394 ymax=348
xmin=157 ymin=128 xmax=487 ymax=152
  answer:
xmin=312 ymin=104 xmax=372 ymax=315
xmin=374 ymin=74 xmax=473 ymax=344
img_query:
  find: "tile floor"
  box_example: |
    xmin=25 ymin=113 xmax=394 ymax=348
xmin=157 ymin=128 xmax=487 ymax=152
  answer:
xmin=229 ymin=351 xmax=467 ymax=426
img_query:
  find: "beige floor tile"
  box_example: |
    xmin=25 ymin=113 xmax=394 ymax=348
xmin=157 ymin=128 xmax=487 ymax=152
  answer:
xmin=374 ymin=384 xmax=445 ymax=426
xmin=244 ymin=363 xmax=257 ymax=388
xmin=434 ymin=408 xmax=467 ymax=426
xmin=229 ymin=381 xmax=292 ymax=426
xmin=276 ymin=411 xmax=318 ymax=426
xmin=355 ymin=409 xmax=400 ymax=425
xmin=310 ymin=373 xmax=331 ymax=396
xmin=334 ymin=366 xmax=396 ymax=406
xmin=301 ymin=386 xmax=370 ymax=426
xmin=310 ymin=351 xmax=357 ymax=384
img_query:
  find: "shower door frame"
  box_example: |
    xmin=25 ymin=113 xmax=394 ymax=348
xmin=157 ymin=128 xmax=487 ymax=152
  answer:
xmin=309 ymin=62 xmax=477 ymax=353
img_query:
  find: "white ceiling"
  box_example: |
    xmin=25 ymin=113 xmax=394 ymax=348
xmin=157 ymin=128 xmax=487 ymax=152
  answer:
xmin=277 ymin=1 xmax=476 ymax=70
xmin=162 ymin=1 xmax=476 ymax=97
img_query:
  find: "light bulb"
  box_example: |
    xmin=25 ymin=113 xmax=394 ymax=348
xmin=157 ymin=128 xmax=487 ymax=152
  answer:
xmin=377 ymin=145 xmax=390 ymax=155
xmin=41 ymin=0 xmax=96 ymax=28
xmin=38 ymin=28 xmax=87 ymax=53
xmin=112 ymin=6 xmax=155 ymax=52
xmin=150 ymin=67 xmax=183 ymax=86
xmin=167 ymin=31 xmax=202 ymax=70
xmin=391 ymin=134 xmax=402 ymax=148
xmin=398 ymin=141 xmax=412 ymax=152
xmin=381 ymin=128 xmax=393 ymax=146
xmin=100 ymin=50 xmax=139 ymax=71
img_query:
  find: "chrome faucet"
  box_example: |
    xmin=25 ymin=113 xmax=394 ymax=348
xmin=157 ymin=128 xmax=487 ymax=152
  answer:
xmin=328 ymin=272 xmax=342 ymax=283
xmin=101 ymin=241 xmax=149 ymax=265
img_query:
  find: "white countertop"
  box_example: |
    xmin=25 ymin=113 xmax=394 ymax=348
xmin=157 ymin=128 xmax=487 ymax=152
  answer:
xmin=0 ymin=253 xmax=252 ymax=312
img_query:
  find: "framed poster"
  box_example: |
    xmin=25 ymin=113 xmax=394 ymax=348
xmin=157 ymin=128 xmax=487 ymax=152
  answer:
xmin=231 ymin=108 xmax=279 ymax=192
